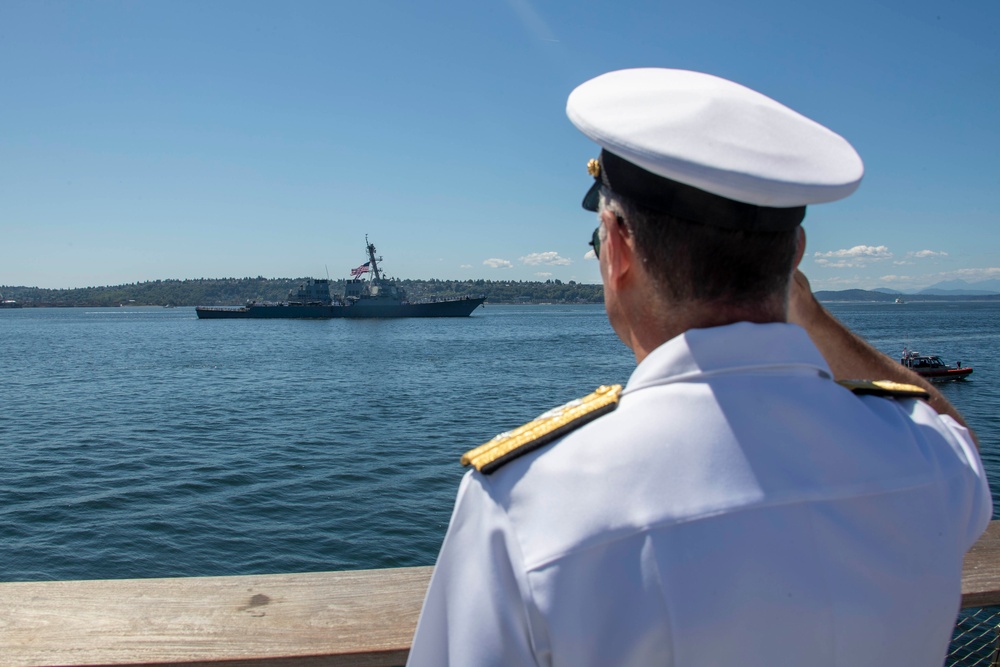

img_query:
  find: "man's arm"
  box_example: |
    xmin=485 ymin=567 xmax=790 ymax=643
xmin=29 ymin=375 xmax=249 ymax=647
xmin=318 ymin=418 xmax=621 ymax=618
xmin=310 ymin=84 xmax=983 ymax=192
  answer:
xmin=787 ymin=270 xmax=977 ymax=446
xmin=407 ymin=472 xmax=539 ymax=667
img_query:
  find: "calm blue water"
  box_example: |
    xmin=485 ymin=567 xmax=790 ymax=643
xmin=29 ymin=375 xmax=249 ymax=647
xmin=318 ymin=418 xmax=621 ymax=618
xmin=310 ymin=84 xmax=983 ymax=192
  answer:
xmin=1 ymin=302 xmax=998 ymax=582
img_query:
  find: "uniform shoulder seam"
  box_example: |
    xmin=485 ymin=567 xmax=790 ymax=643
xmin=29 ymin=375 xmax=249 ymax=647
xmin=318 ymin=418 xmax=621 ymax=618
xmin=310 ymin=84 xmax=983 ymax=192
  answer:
xmin=461 ymin=385 xmax=622 ymax=474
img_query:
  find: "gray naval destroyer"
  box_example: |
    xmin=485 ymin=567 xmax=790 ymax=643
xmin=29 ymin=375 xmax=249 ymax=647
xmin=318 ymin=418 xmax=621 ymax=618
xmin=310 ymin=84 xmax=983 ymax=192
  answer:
xmin=195 ymin=239 xmax=485 ymax=319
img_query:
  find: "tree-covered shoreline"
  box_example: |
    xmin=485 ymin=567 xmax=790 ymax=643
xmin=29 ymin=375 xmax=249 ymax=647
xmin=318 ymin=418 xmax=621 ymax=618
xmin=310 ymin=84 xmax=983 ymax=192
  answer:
xmin=0 ymin=278 xmax=604 ymax=308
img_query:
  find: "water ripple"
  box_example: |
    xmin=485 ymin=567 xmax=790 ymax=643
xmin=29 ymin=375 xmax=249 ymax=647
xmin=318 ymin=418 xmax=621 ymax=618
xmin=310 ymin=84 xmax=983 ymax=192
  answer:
xmin=1 ymin=303 xmax=997 ymax=581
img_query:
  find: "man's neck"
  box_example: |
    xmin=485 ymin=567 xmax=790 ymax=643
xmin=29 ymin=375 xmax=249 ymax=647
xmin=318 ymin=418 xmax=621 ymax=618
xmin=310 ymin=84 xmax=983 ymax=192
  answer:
xmin=624 ymin=295 xmax=787 ymax=365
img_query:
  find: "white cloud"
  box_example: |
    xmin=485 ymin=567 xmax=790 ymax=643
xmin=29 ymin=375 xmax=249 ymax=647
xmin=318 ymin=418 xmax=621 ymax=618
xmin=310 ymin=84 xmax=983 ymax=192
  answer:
xmin=505 ymin=0 xmax=559 ymax=42
xmin=892 ymin=261 xmax=913 ymax=266
xmin=943 ymin=267 xmax=1000 ymax=281
xmin=908 ymin=249 xmax=948 ymax=259
xmin=866 ymin=274 xmax=925 ymax=290
xmin=483 ymin=258 xmax=513 ymax=269
xmin=814 ymin=245 xmax=893 ymax=259
xmin=813 ymin=245 xmax=892 ymax=269
xmin=459 ymin=264 xmax=472 ymax=269
xmin=535 ymin=272 xmax=553 ymax=278
xmin=520 ymin=251 xmax=572 ymax=266
xmin=808 ymin=274 xmax=871 ymax=290
xmin=877 ymin=274 xmax=921 ymax=284
xmin=584 ymin=249 xmax=596 ymax=260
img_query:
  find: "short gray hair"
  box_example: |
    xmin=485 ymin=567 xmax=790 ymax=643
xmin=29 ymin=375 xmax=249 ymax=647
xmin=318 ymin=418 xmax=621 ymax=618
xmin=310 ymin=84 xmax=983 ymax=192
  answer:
xmin=597 ymin=187 xmax=799 ymax=306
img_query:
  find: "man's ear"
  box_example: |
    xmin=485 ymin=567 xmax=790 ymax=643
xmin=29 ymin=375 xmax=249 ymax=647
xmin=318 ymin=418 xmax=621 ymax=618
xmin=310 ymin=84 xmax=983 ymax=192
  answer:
xmin=601 ymin=209 xmax=633 ymax=288
xmin=793 ymin=226 xmax=806 ymax=271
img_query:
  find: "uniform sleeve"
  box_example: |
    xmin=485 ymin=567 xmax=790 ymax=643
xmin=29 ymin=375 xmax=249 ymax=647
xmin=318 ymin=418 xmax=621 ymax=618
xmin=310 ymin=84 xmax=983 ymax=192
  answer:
xmin=936 ymin=413 xmax=994 ymax=550
xmin=406 ymin=471 xmax=541 ymax=667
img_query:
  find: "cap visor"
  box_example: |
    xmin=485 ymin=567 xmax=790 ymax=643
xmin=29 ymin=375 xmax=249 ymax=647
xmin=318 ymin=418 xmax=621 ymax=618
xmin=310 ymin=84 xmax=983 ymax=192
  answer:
xmin=582 ymin=180 xmax=600 ymax=211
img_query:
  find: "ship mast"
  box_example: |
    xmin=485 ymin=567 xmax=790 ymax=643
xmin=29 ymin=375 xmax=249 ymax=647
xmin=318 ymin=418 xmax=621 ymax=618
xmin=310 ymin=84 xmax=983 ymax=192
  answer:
xmin=365 ymin=235 xmax=383 ymax=282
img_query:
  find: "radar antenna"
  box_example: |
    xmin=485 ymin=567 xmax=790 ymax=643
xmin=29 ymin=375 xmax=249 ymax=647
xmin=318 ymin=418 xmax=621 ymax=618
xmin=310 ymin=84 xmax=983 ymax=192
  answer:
xmin=365 ymin=235 xmax=384 ymax=282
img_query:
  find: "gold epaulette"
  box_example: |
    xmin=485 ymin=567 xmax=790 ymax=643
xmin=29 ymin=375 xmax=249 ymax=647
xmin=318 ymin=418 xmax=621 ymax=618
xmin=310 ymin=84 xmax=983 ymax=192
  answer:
xmin=837 ymin=379 xmax=930 ymax=400
xmin=461 ymin=385 xmax=622 ymax=474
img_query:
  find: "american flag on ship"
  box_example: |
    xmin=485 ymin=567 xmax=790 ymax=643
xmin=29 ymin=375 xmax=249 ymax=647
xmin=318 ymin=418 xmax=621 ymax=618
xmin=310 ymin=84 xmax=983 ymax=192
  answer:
xmin=350 ymin=261 xmax=370 ymax=277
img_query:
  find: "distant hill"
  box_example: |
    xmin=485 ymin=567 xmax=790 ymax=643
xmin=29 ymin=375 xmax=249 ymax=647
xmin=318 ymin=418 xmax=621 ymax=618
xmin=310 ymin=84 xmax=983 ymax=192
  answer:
xmin=814 ymin=289 xmax=897 ymax=302
xmin=919 ymin=288 xmax=999 ymax=296
xmin=0 ymin=278 xmax=604 ymax=307
xmin=815 ymin=288 xmax=1000 ymax=302
xmin=6 ymin=279 xmax=996 ymax=307
xmin=861 ymin=280 xmax=999 ymax=297
xmin=920 ymin=278 xmax=1000 ymax=294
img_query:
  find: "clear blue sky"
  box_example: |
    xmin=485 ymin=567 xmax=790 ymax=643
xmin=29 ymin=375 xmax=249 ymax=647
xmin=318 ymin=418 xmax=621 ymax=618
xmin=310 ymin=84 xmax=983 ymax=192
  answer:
xmin=1 ymin=0 xmax=997 ymax=291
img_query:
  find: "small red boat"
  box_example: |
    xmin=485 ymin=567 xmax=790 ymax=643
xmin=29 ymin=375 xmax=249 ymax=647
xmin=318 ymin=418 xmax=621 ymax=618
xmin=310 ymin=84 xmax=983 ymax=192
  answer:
xmin=901 ymin=349 xmax=973 ymax=381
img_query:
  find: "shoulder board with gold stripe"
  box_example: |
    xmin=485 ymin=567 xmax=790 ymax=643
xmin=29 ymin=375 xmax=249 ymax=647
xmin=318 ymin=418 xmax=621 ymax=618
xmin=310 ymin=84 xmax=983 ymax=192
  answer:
xmin=837 ymin=379 xmax=930 ymax=400
xmin=461 ymin=384 xmax=622 ymax=474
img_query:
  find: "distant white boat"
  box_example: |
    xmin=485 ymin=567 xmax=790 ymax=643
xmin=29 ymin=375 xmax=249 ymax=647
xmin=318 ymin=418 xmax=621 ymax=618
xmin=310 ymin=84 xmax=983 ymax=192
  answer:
xmin=895 ymin=297 xmax=905 ymax=304
xmin=0 ymin=292 xmax=22 ymax=308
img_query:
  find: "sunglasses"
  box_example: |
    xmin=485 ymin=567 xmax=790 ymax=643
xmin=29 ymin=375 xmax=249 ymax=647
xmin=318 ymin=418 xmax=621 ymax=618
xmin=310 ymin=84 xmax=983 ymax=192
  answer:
xmin=588 ymin=226 xmax=602 ymax=259
xmin=588 ymin=216 xmax=624 ymax=259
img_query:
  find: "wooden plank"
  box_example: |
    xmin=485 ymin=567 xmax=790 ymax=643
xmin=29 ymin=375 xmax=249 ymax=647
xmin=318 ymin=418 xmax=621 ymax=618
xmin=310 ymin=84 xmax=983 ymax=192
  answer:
xmin=962 ymin=520 xmax=1000 ymax=609
xmin=1 ymin=566 xmax=432 ymax=667
xmin=3 ymin=520 xmax=1000 ymax=667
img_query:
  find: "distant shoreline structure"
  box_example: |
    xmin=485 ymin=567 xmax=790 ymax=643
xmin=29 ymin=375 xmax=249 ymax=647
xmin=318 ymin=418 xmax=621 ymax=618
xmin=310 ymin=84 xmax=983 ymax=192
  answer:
xmin=0 ymin=277 xmax=605 ymax=308
xmin=3 ymin=281 xmax=999 ymax=308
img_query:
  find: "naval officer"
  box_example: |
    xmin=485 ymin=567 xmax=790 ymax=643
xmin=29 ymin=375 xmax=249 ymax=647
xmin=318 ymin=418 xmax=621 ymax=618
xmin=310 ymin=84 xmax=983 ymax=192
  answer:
xmin=406 ymin=68 xmax=991 ymax=667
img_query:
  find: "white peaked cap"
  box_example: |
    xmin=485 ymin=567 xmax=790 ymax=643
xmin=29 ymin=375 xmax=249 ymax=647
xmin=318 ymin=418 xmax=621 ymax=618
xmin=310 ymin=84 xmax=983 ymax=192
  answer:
xmin=567 ymin=68 xmax=864 ymax=222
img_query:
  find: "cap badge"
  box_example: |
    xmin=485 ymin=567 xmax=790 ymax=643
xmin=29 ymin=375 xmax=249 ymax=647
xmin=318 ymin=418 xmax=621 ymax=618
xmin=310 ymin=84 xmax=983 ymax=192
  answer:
xmin=587 ymin=158 xmax=601 ymax=178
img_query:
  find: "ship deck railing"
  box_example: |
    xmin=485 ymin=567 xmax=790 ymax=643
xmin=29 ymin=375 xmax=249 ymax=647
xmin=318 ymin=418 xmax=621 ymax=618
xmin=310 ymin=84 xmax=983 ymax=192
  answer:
xmin=5 ymin=519 xmax=1000 ymax=667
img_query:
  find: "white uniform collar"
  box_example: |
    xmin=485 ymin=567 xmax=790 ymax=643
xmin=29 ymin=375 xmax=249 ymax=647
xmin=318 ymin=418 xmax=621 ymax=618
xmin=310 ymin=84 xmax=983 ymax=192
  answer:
xmin=624 ymin=322 xmax=832 ymax=396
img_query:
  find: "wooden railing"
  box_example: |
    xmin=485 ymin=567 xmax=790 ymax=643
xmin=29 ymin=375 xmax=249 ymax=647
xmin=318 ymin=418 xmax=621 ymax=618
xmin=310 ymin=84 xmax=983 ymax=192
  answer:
xmin=5 ymin=520 xmax=1000 ymax=667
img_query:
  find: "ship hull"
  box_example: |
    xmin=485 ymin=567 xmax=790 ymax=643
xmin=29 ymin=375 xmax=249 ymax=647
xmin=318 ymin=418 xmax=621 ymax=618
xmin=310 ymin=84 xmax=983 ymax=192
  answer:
xmin=196 ymin=297 xmax=485 ymax=319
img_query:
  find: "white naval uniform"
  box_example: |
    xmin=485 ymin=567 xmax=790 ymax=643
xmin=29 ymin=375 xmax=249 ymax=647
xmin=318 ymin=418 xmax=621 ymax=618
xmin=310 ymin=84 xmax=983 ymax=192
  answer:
xmin=406 ymin=322 xmax=992 ymax=667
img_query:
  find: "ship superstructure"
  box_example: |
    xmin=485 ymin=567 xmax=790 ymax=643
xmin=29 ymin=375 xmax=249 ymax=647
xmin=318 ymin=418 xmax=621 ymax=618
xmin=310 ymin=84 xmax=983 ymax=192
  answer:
xmin=196 ymin=237 xmax=484 ymax=319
